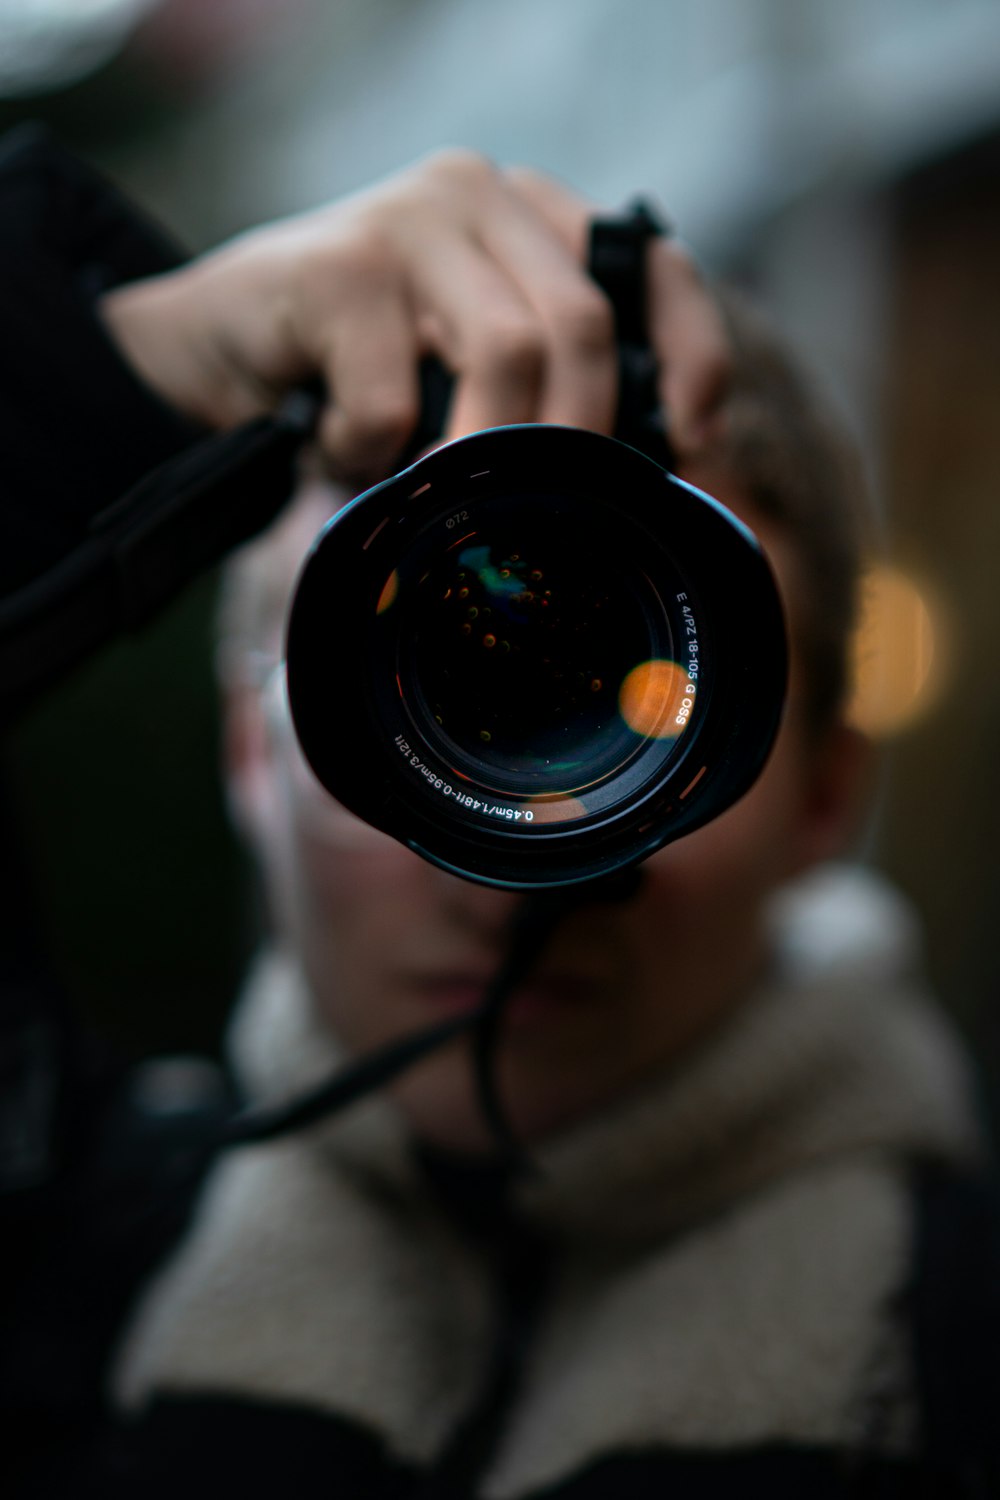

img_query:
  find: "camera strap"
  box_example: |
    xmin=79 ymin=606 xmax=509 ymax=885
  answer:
xmin=589 ymin=198 xmax=675 ymax=467
xmin=219 ymin=869 xmax=642 ymax=1159
xmin=0 ymin=397 xmax=314 ymax=718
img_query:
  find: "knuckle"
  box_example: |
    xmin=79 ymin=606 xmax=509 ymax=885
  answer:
xmin=296 ymin=228 xmax=387 ymax=302
xmin=347 ymin=390 xmax=418 ymax=451
xmin=475 ymin=316 xmax=546 ymax=380
xmin=503 ymin=163 xmax=552 ymax=197
xmin=329 ymin=226 xmax=391 ymax=283
xmin=420 ymin=146 xmax=497 ymax=191
xmin=553 ymin=286 xmax=615 ymax=356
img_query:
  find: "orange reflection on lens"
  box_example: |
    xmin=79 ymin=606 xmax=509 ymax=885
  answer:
xmin=376 ymin=569 xmax=399 ymax=615
xmin=525 ymin=796 xmax=589 ymax=824
xmin=618 ymin=659 xmax=691 ymax=739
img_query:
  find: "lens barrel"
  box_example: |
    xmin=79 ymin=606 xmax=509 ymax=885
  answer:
xmin=285 ymin=424 xmax=787 ymax=889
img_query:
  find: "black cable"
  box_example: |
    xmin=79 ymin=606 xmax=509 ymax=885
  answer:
xmin=470 ymin=869 xmax=644 ymax=1172
xmin=218 ymin=1008 xmax=476 ymax=1148
xmin=470 ymin=890 xmax=604 ymax=1174
xmin=217 ymin=895 xmax=570 ymax=1154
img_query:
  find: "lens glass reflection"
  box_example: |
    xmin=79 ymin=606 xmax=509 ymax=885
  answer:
xmin=390 ymin=494 xmax=686 ymax=799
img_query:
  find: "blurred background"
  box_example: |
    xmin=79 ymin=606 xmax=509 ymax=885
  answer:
xmin=4 ymin=0 xmax=1000 ymax=1099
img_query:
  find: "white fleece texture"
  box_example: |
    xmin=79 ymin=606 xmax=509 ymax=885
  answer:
xmin=113 ymin=865 xmax=980 ymax=1489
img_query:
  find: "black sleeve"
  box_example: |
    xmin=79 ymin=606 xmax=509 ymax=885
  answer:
xmin=0 ymin=125 xmax=314 ymax=717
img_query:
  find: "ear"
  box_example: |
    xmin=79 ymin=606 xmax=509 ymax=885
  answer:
xmin=791 ymin=723 xmax=875 ymax=875
xmin=222 ymin=679 xmax=277 ymax=847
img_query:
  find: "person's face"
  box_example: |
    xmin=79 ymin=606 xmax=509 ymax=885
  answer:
xmin=227 ymin=480 xmax=866 ymax=1154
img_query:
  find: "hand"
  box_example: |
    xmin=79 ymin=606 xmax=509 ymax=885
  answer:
xmin=101 ymin=150 xmax=731 ymax=486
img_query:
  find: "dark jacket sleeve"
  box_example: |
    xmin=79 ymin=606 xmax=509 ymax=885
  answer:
xmin=0 ymin=123 xmax=203 ymax=595
xmin=0 ymin=125 xmax=313 ymax=716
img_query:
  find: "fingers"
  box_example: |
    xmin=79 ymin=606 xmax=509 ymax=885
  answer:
xmin=507 ymin=166 xmax=732 ymax=457
xmin=407 ymin=226 xmax=547 ymax=437
xmin=314 ymin=279 xmax=421 ymax=484
xmin=379 ymin=151 xmax=619 ymax=441
xmin=422 ymin=223 xmax=617 ymax=439
xmin=501 ymin=164 xmax=598 ymax=261
xmin=645 ymin=238 xmax=731 ymax=456
xmin=147 ymin=147 xmax=733 ymax=483
xmin=474 ymin=174 xmax=617 ymax=433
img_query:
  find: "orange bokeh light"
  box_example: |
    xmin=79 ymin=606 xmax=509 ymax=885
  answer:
xmin=618 ymin=659 xmax=692 ymax=739
xmin=847 ymin=563 xmax=941 ymax=737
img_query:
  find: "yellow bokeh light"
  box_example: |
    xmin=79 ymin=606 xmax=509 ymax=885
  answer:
xmin=847 ymin=563 xmax=940 ymax=737
xmin=618 ymin=659 xmax=692 ymax=739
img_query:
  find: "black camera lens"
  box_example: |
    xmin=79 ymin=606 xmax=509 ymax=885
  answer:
xmin=399 ymin=491 xmax=681 ymax=799
xmin=286 ymin=425 xmax=786 ymax=889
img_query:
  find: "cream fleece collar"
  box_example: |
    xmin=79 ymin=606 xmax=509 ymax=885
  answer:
xmin=226 ymin=862 xmax=980 ymax=1243
xmin=115 ymin=865 xmax=983 ymax=1491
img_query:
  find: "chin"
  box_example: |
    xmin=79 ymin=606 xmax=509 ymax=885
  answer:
xmin=387 ymin=1047 xmax=559 ymax=1157
xmin=386 ymin=1047 xmax=485 ymax=1154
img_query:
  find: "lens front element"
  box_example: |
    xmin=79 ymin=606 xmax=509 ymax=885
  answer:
xmin=286 ymin=426 xmax=785 ymax=889
xmin=392 ymin=491 xmax=696 ymax=824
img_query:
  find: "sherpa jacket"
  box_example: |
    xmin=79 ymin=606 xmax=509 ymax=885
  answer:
xmin=101 ymin=866 xmax=1000 ymax=1498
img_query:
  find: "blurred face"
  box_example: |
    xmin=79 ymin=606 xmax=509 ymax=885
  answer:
xmin=228 ymin=479 xmax=864 ymax=1153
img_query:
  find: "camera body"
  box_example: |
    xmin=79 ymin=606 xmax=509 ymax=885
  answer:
xmin=285 ymin=422 xmax=787 ymax=889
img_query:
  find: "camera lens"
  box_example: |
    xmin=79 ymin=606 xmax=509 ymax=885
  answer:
xmin=286 ymin=425 xmax=786 ymax=889
xmin=399 ymin=492 xmax=679 ymax=800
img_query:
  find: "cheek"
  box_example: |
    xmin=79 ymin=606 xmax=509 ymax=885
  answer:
xmin=257 ymin=793 xmax=411 ymax=963
xmin=635 ymin=734 xmax=805 ymax=934
xmin=278 ymin=830 xmax=435 ymax=1050
xmin=289 ymin=825 xmax=425 ymax=951
xmin=294 ymin=830 xmax=371 ymax=916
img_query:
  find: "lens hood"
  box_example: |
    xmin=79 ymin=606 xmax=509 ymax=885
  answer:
xmin=285 ymin=424 xmax=786 ymax=890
